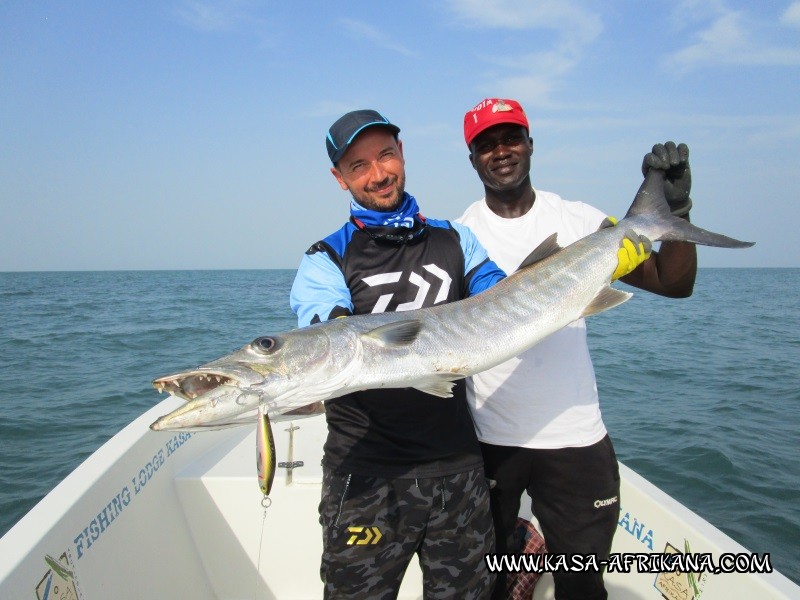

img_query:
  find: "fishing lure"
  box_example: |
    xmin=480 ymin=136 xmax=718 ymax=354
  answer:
xmin=254 ymin=406 xmax=277 ymax=597
xmin=256 ymin=405 xmax=276 ymax=499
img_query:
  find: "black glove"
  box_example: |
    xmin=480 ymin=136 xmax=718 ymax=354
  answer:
xmin=642 ymin=141 xmax=692 ymax=216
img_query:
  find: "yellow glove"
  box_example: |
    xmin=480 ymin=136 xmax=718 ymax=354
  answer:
xmin=612 ymin=230 xmax=652 ymax=280
xmin=599 ymin=216 xmax=618 ymax=229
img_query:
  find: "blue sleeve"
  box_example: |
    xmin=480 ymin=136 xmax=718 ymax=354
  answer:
xmin=450 ymin=221 xmax=506 ymax=296
xmin=290 ymin=250 xmax=353 ymax=328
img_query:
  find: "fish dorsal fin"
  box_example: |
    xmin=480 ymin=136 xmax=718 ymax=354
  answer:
xmin=413 ymin=375 xmax=460 ymax=398
xmin=517 ymin=233 xmax=562 ymax=271
xmin=581 ymin=285 xmax=633 ymax=318
xmin=363 ymin=320 xmax=422 ymax=347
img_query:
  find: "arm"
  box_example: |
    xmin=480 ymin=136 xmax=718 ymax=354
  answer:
xmin=620 ymin=141 xmax=697 ymax=298
xmin=621 ymin=239 xmax=696 ymax=297
xmin=450 ymin=221 xmax=506 ymax=296
xmin=290 ymin=246 xmax=353 ymax=327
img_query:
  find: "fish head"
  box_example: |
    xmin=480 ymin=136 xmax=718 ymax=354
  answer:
xmin=149 ymin=325 xmax=348 ymax=431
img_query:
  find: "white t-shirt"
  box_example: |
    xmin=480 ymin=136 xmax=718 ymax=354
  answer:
xmin=457 ymin=189 xmax=608 ymax=449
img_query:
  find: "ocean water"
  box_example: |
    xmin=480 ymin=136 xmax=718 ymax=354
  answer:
xmin=0 ymin=268 xmax=798 ymax=585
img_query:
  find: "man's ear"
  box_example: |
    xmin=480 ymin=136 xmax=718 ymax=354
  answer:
xmin=331 ymin=167 xmax=348 ymax=191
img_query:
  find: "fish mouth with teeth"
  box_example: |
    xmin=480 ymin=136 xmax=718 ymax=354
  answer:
xmin=149 ymin=366 xmax=266 ymax=431
xmin=153 ymin=371 xmax=237 ymax=401
xmin=150 ymin=363 xmax=324 ymax=431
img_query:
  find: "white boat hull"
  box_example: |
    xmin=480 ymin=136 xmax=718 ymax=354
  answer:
xmin=1 ymin=398 xmax=796 ymax=599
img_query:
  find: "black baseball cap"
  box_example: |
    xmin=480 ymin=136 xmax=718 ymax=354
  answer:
xmin=326 ymin=109 xmax=401 ymax=164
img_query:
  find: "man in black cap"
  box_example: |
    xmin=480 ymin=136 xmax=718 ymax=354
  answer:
xmin=290 ymin=109 xmax=507 ymax=599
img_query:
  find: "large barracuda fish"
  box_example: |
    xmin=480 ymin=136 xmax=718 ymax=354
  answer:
xmin=149 ymin=170 xmax=753 ymax=432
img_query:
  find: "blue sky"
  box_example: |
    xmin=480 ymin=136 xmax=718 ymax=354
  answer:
xmin=2 ymin=0 xmax=799 ymax=270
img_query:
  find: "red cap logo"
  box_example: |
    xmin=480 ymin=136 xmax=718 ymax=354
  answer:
xmin=463 ymin=98 xmax=529 ymax=146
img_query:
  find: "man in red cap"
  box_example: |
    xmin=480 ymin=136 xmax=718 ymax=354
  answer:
xmin=458 ymin=98 xmax=697 ymax=600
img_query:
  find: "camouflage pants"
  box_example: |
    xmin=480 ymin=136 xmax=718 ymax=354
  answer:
xmin=319 ymin=467 xmax=495 ymax=599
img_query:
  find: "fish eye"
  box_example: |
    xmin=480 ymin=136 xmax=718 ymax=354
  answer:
xmin=252 ymin=336 xmax=280 ymax=354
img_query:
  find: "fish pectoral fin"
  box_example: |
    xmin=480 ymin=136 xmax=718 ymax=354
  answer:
xmin=517 ymin=233 xmax=562 ymax=271
xmin=363 ymin=320 xmax=423 ymax=347
xmin=272 ymin=402 xmax=326 ymax=421
xmin=413 ymin=376 xmax=460 ymax=398
xmin=581 ymin=285 xmax=632 ymax=318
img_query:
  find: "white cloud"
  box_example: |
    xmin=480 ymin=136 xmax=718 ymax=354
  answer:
xmin=666 ymin=3 xmax=800 ymax=72
xmin=338 ymin=18 xmax=418 ymax=57
xmin=492 ymin=74 xmax=558 ymax=109
xmin=782 ymin=2 xmax=800 ymax=28
xmin=172 ymin=1 xmax=276 ymax=48
xmin=482 ymin=49 xmax=579 ymax=109
xmin=444 ymin=0 xmax=602 ymax=108
xmin=668 ymin=0 xmax=729 ymax=29
xmin=174 ymin=0 xmax=245 ymax=32
xmin=445 ymin=0 xmax=601 ymax=46
xmin=488 ymin=50 xmax=577 ymax=79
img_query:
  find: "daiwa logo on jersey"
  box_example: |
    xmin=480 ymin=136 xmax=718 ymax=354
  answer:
xmin=362 ymin=265 xmax=452 ymax=313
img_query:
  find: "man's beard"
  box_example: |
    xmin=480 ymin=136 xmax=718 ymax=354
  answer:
xmin=350 ymin=173 xmax=406 ymax=212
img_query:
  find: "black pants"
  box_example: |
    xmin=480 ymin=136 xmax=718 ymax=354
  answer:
xmin=481 ymin=436 xmax=620 ymax=600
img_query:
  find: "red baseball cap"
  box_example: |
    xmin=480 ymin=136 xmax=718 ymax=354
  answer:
xmin=463 ymin=98 xmax=529 ymax=146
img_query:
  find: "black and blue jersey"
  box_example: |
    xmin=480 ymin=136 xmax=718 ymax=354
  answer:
xmin=290 ymin=194 xmax=505 ymax=477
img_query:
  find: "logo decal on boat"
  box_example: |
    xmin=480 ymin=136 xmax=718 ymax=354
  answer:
xmin=653 ymin=540 xmax=707 ymax=600
xmin=36 ymin=551 xmax=84 ymax=600
xmin=346 ymin=526 xmax=383 ymax=545
xmin=618 ymin=509 xmax=654 ymax=550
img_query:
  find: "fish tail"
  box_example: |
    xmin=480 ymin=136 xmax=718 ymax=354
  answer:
xmin=625 ymin=169 xmax=754 ymax=249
